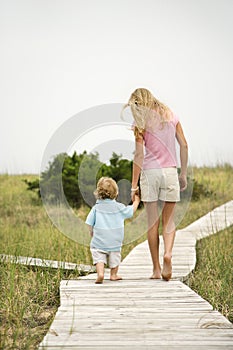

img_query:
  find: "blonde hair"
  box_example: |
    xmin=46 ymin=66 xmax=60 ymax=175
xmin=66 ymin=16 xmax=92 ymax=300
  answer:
xmin=122 ymin=88 xmax=172 ymax=138
xmin=94 ymin=177 xmax=118 ymax=200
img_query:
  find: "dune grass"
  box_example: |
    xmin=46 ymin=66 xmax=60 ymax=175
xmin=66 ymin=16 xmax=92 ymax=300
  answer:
xmin=186 ymin=225 xmax=233 ymax=323
xmin=0 ymin=164 xmax=232 ymax=349
xmin=0 ymin=174 xmax=92 ymax=264
xmin=0 ymin=263 xmax=63 ymax=349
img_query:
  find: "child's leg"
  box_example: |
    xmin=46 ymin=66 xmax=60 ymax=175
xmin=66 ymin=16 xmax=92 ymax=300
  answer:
xmin=110 ymin=265 xmax=122 ymax=281
xmin=109 ymin=252 xmax=122 ymax=281
xmin=95 ymin=262 xmax=105 ymax=284
xmin=90 ymin=248 xmax=106 ymax=284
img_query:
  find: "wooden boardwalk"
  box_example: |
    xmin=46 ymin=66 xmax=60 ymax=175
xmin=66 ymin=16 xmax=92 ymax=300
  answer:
xmin=39 ymin=201 xmax=233 ymax=349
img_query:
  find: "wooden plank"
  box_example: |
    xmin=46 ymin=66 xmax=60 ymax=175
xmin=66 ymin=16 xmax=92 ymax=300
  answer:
xmin=0 ymin=254 xmax=94 ymax=273
xmin=40 ymin=338 xmax=233 ymax=347
xmin=37 ymin=347 xmax=233 ymax=350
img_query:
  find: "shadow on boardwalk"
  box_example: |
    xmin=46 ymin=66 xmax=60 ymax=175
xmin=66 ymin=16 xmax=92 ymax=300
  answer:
xmin=39 ymin=201 xmax=233 ymax=349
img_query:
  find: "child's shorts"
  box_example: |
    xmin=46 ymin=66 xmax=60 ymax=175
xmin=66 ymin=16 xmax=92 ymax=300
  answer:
xmin=90 ymin=248 xmax=121 ymax=268
xmin=140 ymin=167 xmax=180 ymax=202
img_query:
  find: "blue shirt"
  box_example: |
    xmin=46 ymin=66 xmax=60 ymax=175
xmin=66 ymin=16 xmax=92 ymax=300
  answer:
xmin=85 ymin=199 xmax=134 ymax=252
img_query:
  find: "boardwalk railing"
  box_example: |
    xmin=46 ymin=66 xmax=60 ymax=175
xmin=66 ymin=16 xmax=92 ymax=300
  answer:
xmin=0 ymin=254 xmax=94 ymax=273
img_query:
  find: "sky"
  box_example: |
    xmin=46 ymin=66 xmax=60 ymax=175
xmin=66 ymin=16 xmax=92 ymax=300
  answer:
xmin=1 ymin=0 xmax=233 ymax=174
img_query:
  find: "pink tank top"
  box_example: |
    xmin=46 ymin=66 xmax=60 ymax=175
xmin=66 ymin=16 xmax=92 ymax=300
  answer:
xmin=142 ymin=114 xmax=179 ymax=169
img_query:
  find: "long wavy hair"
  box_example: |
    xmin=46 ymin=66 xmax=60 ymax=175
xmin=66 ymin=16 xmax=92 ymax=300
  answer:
xmin=122 ymin=88 xmax=172 ymax=138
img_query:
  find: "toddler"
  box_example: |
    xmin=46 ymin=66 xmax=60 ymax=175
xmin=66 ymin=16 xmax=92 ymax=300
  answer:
xmin=85 ymin=177 xmax=140 ymax=283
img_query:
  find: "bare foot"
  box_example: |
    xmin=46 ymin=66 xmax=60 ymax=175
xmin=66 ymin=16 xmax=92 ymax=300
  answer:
xmin=150 ymin=273 xmax=161 ymax=279
xmin=162 ymin=254 xmax=172 ymax=281
xmin=110 ymin=275 xmax=122 ymax=281
xmin=150 ymin=269 xmax=161 ymax=279
xmin=95 ymin=274 xmax=104 ymax=284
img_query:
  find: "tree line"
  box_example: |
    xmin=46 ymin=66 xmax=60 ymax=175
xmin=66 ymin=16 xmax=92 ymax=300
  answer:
xmin=24 ymin=151 xmax=212 ymax=208
xmin=25 ymin=151 xmax=133 ymax=208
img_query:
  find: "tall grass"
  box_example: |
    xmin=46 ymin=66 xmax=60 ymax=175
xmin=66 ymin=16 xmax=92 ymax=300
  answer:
xmin=177 ymin=164 xmax=233 ymax=228
xmin=0 ymin=174 xmax=92 ymax=263
xmin=0 ymin=174 xmax=91 ymax=349
xmin=186 ymin=226 xmax=233 ymax=323
xmin=0 ymin=164 xmax=233 ymax=349
xmin=0 ymin=262 xmax=80 ymax=349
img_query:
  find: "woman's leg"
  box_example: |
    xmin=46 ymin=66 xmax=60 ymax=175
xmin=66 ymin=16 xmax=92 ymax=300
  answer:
xmin=145 ymin=201 xmax=161 ymax=279
xmin=161 ymin=201 xmax=176 ymax=280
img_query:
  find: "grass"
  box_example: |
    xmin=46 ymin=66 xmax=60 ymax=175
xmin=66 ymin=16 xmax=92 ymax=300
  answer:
xmin=186 ymin=225 xmax=233 ymax=323
xmin=177 ymin=164 xmax=233 ymax=227
xmin=0 ymin=263 xmax=61 ymax=349
xmin=0 ymin=164 xmax=233 ymax=349
xmin=0 ymin=174 xmax=92 ymax=263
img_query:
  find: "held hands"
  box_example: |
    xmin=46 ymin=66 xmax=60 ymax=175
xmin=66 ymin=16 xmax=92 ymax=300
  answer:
xmin=132 ymin=190 xmax=141 ymax=213
xmin=134 ymin=193 xmax=140 ymax=204
xmin=131 ymin=186 xmax=140 ymax=202
xmin=179 ymin=174 xmax=187 ymax=192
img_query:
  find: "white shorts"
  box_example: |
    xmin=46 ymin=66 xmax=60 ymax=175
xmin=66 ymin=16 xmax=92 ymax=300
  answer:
xmin=90 ymin=248 xmax=121 ymax=268
xmin=140 ymin=167 xmax=180 ymax=202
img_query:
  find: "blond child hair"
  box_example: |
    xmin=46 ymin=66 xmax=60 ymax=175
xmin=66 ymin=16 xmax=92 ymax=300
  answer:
xmin=94 ymin=177 xmax=118 ymax=200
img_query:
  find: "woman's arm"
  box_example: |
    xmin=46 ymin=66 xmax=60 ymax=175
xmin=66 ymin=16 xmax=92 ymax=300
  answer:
xmin=131 ymin=135 xmax=144 ymax=201
xmin=132 ymin=194 xmax=141 ymax=213
xmin=176 ymin=122 xmax=188 ymax=191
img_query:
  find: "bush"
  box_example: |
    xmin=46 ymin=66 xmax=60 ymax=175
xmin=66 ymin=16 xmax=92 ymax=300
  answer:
xmin=25 ymin=151 xmax=132 ymax=209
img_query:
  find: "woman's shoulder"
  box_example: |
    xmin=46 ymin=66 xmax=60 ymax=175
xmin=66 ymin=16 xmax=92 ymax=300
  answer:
xmin=170 ymin=112 xmax=179 ymax=126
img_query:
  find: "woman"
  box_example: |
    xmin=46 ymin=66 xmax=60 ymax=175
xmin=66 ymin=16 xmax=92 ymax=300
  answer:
xmin=125 ymin=88 xmax=188 ymax=281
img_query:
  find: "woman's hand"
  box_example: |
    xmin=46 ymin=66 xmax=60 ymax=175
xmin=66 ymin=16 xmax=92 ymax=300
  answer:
xmin=132 ymin=193 xmax=141 ymax=213
xmin=179 ymin=174 xmax=187 ymax=192
xmin=131 ymin=186 xmax=139 ymax=202
xmin=134 ymin=194 xmax=141 ymax=204
xmin=131 ymin=191 xmax=135 ymax=202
